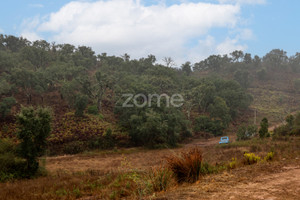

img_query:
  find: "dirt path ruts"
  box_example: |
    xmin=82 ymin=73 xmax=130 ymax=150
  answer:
xmin=154 ymin=163 xmax=300 ymax=200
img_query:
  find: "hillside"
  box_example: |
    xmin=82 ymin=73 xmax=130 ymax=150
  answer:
xmin=0 ymin=36 xmax=300 ymax=150
xmin=0 ymin=35 xmax=300 ymax=199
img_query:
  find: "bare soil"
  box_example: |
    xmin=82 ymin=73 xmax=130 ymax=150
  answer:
xmin=153 ymin=160 xmax=300 ymax=200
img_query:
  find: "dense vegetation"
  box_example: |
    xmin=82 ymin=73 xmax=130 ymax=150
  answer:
xmin=0 ymin=34 xmax=299 ymax=153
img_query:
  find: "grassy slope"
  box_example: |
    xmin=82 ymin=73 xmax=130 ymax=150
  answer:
xmin=248 ymin=70 xmax=300 ymax=126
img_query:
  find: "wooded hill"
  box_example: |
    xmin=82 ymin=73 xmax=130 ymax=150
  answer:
xmin=0 ymin=34 xmax=299 ymax=152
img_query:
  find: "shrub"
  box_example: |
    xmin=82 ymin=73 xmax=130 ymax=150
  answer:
xmin=16 ymin=106 xmax=52 ymax=177
xmin=243 ymin=152 xmax=261 ymax=165
xmin=166 ymin=148 xmax=202 ymax=183
xmin=63 ymin=141 xmax=85 ymax=154
xmin=228 ymin=158 xmax=237 ymax=169
xmin=0 ymin=139 xmax=27 ymax=182
xmin=88 ymin=128 xmax=115 ymax=150
xmin=273 ymin=125 xmax=290 ymax=136
xmin=87 ymin=105 xmax=98 ymax=115
xmin=148 ymin=167 xmax=173 ymax=192
xmin=236 ymin=125 xmax=257 ymax=141
xmin=74 ymin=94 xmax=88 ymax=117
xmin=264 ymin=152 xmax=275 ymax=161
xmin=259 ymin=118 xmax=269 ymax=138
xmin=200 ymin=162 xmax=220 ymax=174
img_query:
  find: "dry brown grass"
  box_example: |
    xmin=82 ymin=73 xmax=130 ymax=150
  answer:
xmin=1 ymin=136 xmax=300 ymax=200
xmin=0 ymin=170 xmax=110 ymax=200
xmin=166 ymin=147 xmax=203 ymax=183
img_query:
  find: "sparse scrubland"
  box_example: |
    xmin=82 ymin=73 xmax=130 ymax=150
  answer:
xmin=0 ymin=35 xmax=300 ymax=199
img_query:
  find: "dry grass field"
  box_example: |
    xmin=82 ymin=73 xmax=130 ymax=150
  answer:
xmin=0 ymin=134 xmax=299 ymax=200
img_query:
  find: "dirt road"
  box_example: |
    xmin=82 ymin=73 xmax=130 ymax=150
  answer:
xmin=45 ymin=137 xmax=222 ymax=173
xmin=155 ymin=161 xmax=300 ymax=200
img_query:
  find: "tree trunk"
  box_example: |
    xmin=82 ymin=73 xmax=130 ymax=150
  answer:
xmin=97 ymin=98 xmax=101 ymax=112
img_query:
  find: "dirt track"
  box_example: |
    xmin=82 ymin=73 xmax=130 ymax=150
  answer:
xmin=155 ymin=162 xmax=300 ymax=200
xmin=45 ymin=137 xmax=221 ymax=173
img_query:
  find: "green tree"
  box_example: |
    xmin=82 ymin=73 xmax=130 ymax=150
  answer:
xmin=0 ymin=76 xmax=13 ymax=95
xmin=230 ymin=50 xmax=244 ymax=62
xmin=193 ymin=115 xmax=225 ymax=136
xmin=0 ymin=50 xmax=16 ymax=72
xmin=72 ymin=46 xmax=97 ymax=68
xmin=21 ymin=42 xmax=51 ymax=69
xmin=263 ymin=49 xmax=288 ymax=68
xmin=0 ymin=97 xmax=16 ymax=119
xmin=181 ymin=62 xmax=192 ymax=76
xmin=74 ymin=94 xmax=88 ymax=117
xmin=234 ymin=69 xmax=251 ymax=89
xmin=79 ymin=71 xmax=113 ymax=112
xmin=1 ymin=35 xmax=30 ymax=52
xmin=253 ymin=55 xmax=261 ymax=68
xmin=16 ymin=107 xmax=52 ymax=176
xmin=10 ymin=68 xmax=38 ymax=104
xmin=207 ymin=96 xmax=231 ymax=127
xmin=259 ymin=118 xmax=269 ymax=138
xmin=191 ymin=81 xmax=216 ymax=113
xmin=244 ymin=53 xmax=252 ymax=64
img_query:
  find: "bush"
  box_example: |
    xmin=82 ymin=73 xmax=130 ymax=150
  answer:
xmin=264 ymin=152 xmax=275 ymax=161
xmin=200 ymin=162 xmax=220 ymax=174
xmin=273 ymin=125 xmax=290 ymax=136
xmin=166 ymin=148 xmax=202 ymax=183
xmin=236 ymin=125 xmax=257 ymax=141
xmin=243 ymin=152 xmax=261 ymax=165
xmin=228 ymin=158 xmax=237 ymax=169
xmin=63 ymin=141 xmax=85 ymax=154
xmin=148 ymin=167 xmax=173 ymax=192
xmin=74 ymin=94 xmax=88 ymax=117
xmin=88 ymin=128 xmax=115 ymax=150
xmin=0 ymin=139 xmax=27 ymax=182
xmin=87 ymin=105 xmax=98 ymax=115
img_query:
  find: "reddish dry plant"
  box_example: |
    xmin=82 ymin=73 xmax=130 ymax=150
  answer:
xmin=166 ymin=147 xmax=203 ymax=183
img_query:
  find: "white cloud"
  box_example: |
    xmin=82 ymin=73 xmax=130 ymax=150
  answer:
xmin=0 ymin=28 xmax=4 ymax=33
xmin=20 ymin=16 xmax=43 ymax=41
xmin=216 ymin=37 xmax=247 ymax=55
xmin=21 ymin=31 xmax=42 ymax=41
xmin=238 ymin=28 xmax=254 ymax=40
xmin=21 ymin=0 xmax=258 ymax=63
xmin=186 ymin=35 xmax=217 ymax=62
xmin=218 ymin=0 xmax=266 ymax=5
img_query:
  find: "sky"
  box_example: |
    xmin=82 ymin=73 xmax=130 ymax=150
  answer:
xmin=0 ymin=0 xmax=299 ymax=65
